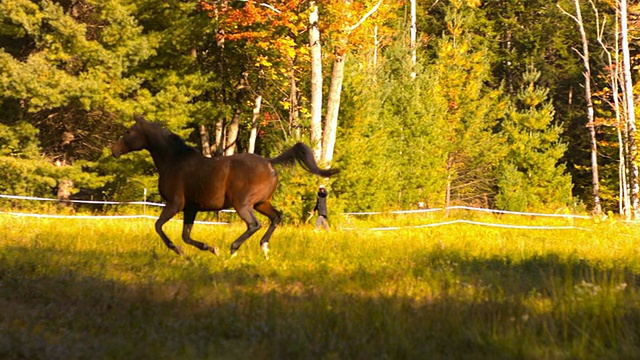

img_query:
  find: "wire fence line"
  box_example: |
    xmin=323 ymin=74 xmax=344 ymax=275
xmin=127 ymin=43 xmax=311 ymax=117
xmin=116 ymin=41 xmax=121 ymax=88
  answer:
xmin=1 ymin=193 xmax=594 ymax=231
xmin=0 ymin=194 xmax=236 ymax=211
xmin=0 ymin=211 xmax=228 ymax=225
xmin=342 ymin=220 xmax=591 ymax=232
xmin=344 ymin=205 xmax=590 ymax=219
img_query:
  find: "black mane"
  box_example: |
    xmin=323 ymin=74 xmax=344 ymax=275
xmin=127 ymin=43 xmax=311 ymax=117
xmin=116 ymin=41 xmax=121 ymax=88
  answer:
xmin=148 ymin=121 xmax=198 ymax=156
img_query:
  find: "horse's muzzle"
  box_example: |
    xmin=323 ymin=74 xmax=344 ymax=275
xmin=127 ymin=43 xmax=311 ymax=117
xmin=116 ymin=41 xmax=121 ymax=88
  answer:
xmin=111 ymin=142 xmax=126 ymax=158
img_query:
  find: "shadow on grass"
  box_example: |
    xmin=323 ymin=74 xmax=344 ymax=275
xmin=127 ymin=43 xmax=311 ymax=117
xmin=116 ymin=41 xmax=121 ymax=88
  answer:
xmin=1 ymin=244 xmax=639 ymax=360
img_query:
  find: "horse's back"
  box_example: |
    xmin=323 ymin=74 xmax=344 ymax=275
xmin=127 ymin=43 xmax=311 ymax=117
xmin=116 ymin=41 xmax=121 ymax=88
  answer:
xmin=224 ymin=153 xmax=278 ymax=203
xmin=179 ymin=153 xmax=276 ymax=210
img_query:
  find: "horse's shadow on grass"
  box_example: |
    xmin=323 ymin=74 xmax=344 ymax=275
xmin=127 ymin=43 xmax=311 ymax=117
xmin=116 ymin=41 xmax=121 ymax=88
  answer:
xmin=1 ymin=244 xmax=639 ymax=360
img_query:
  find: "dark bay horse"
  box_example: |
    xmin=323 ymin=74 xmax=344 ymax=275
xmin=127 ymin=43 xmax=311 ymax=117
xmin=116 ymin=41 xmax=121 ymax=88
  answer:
xmin=112 ymin=114 xmax=339 ymax=258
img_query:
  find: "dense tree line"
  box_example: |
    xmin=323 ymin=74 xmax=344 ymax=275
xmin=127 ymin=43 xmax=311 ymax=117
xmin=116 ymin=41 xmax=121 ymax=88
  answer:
xmin=0 ymin=0 xmax=638 ymax=219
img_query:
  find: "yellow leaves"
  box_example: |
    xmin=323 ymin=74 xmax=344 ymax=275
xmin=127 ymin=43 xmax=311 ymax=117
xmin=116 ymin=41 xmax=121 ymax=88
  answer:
xmin=274 ymin=37 xmax=297 ymax=58
xmin=255 ymin=56 xmax=272 ymax=67
xmin=451 ymin=0 xmax=483 ymax=9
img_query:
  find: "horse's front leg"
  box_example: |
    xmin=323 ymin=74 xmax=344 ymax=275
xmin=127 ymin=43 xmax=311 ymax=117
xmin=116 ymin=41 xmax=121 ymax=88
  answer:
xmin=182 ymin=209 xmax=219 ymax=256
xmin=155 ymin=204 xmax=183 ymax=256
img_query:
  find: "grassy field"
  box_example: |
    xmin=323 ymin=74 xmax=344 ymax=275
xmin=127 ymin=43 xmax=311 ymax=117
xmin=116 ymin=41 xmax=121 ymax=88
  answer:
xmin=1 ymin=213 xmax=639 ymax=359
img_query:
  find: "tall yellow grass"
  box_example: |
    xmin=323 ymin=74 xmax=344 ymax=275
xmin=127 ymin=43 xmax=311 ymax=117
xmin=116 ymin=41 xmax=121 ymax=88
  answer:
xmin=1 ymin=213 xmax=639 ymax=359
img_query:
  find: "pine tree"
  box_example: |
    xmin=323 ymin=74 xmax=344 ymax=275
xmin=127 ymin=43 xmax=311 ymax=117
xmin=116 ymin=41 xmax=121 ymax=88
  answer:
xmin=432 ymin=2 xmax=507 ymax=208
xmin=333 ymin=39 xmax=449 ymax=211
xmin=332 ymin=57 xmax=403 ymax=212
xmin=497 ymin=67 xmax=572 ymax=211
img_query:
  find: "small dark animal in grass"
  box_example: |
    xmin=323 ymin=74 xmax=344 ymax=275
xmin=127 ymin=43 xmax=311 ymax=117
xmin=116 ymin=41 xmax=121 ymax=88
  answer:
xmin=112 ymin=114 xmax=339 ymax=258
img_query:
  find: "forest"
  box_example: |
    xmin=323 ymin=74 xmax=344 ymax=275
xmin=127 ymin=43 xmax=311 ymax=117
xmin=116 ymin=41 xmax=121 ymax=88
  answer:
xmin=0 ymin=0 xmax=639 ymax=220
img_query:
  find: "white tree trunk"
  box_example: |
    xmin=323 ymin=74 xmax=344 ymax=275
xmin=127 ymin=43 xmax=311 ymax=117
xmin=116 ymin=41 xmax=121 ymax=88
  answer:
xmin=315 ymin=0 xmax=381 ymax=165
xmin=410 ymin=0 xmax=417 ymax=78
xmin=373 ymin=24 xmax=378 ymax=67
xmin=309 ymin=2 xmax=323 ymax=160
xmin=559 ymin=1 xmax=602 ymax=215
xmin=620 ymin=0 xmax=639 ymax=218
xmin=288 ymin=59 xmax=301 ymax=139
xmin=591 ymin=0 xmax=630 ymax=217
xmin=213 ymin=118 xmax=224 ymax=156
xmin=321 ymin=50 xmax=346 ymax=165
xmin=225 ymin=107 xmax=241 ymax=156
xmin=199 ymin=124 xmax=212 ymax=158
xmin=248 ymin=94 xmax=262 ymax=154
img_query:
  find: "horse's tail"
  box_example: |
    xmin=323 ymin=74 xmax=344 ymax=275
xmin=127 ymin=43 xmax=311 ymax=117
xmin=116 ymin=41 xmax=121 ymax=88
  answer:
xmin=270 ymin=143 xmax=340 ymax=178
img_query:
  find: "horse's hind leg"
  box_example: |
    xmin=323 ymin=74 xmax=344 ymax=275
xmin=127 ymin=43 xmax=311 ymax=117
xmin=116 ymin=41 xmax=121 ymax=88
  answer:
xmin=229 ymin=206 xmax=262 ymax=256
xmin=254 ymin=201 xmax=283 ymax=259
xmin=181 ymin=209 xmax=220 ymax=256
xmin=155 ymin=204 xmax=183 ymax=256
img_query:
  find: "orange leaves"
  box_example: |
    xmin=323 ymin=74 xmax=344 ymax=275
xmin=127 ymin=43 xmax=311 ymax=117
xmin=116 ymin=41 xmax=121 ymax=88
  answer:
xmin=197 ymin=1 xmax=216 ymax=15
xmin=202 ymin=0 xmax=307 ymax=41
xmin=320 ymin=0 xmax=399 ymax=54
xmin=200 ymin=0 xmax=309 ymax=69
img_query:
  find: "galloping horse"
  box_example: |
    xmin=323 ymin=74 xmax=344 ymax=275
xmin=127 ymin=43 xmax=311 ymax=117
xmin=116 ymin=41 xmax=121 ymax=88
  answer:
xmin=112 ymin=114 xmax=339 ymax=258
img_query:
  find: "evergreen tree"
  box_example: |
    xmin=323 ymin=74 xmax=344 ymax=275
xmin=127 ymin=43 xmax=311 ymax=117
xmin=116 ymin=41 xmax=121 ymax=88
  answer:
xmin=332 ymin=57 xmax=403 ymax=212
xmin=333 ymin=39 xmax=449 ymax=211
xmin=497 ymin=67 xmax=572 ymax=211
xmin=0 ymin=0 xmax=212 ymax=201
xmin=431 ymin=2 xmax=507 ymax=207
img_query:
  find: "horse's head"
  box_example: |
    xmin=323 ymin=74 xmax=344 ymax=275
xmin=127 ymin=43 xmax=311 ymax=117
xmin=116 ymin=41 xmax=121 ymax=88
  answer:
xmin=112 ymin=114 xmax=148 ymax=158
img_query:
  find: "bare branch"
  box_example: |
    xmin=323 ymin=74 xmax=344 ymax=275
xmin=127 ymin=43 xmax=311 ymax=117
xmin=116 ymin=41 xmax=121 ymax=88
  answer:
xmin=348 ymin=0 xmax=383 ymax=33
xmin=571 ymin=46 xmax=587 ymax=61
xmin=557 ymin=3 xmax=580 ymax=24
xmin=259 ymin=3 xmax=281 ymax=14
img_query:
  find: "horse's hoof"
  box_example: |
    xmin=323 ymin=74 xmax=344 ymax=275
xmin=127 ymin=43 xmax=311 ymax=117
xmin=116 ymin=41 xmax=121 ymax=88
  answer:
xmin=229 ymin=251 xmax=238 ymax=258
xmin=261 ymin=243 xmax=269 ymax=260
xmin=172 ymin=246 xmax=184 ymax=256
xmin=209 ymin=245 xmax=220 ymax=256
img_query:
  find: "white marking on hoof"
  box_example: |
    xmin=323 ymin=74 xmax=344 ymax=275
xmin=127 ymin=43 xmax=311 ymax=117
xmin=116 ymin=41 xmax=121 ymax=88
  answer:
xmin=261 ymin=243 xmax=269 ymax=260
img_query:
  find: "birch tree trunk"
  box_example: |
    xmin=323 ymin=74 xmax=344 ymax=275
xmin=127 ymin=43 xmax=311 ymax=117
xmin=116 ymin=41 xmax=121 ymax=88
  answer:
xmin=214 ymin=118 xmax=224 ymax=157
xmin=225 ymin=106 xmax=242 ymax=156
xmin=591 ymin=0 xmax=630 ymax=217
xmin=199 ymin=124 xmax=212 ymax=157
xmin=445 ymin=156 xmax=453 ymax=216
xmin=559 ymin=1 xmax=602 ymax=215
xmin=319 ymin=0 xmax=382 ymax=165
xmin=248 ymin=94 xmax=262 ymax=154
xmin=620 ymin=0 xmax=639 ymax=219
xmin=373 ymin=24 xmax=378 ymax=67
xmin=321 ymin=47 xmax=346 ymax=165
xmin=410 ymin=0 xmax=417 ymax=78
xmin=309 ymin=2 xmax=323 ymax=160
xmin=288 ymin=58 xmax=301 ymax=139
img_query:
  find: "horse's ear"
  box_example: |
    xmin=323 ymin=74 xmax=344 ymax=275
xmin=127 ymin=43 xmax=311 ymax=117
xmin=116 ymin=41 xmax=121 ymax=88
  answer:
xmin=133 ymin=113 xmax=146 ymax=125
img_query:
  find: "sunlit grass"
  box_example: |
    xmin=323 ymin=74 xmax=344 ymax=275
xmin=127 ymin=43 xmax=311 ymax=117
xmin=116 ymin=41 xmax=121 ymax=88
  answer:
xmin=1 ymin=213 xmax=639 ymax=359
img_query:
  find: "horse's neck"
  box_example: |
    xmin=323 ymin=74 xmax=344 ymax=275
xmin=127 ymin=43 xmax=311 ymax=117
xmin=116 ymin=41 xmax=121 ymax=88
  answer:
xmin=147 ymin=138 xmax=186 ymax=174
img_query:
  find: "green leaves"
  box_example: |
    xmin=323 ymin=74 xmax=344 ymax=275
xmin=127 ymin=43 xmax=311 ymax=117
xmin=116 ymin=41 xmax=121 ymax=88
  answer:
xmin=0 ymin=0 xmax=158 ymax=112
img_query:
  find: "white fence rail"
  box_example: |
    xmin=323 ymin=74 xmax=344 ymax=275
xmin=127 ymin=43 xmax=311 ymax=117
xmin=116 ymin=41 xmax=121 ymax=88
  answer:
xmin=345 ymin=205 xmax=590 ymax=219
xmin=1 ymin=193 xmax=593 ymax=231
